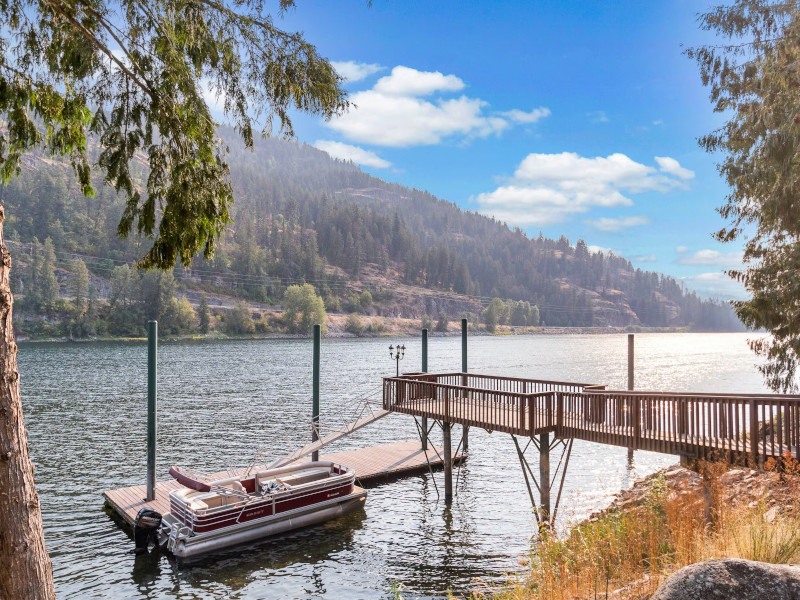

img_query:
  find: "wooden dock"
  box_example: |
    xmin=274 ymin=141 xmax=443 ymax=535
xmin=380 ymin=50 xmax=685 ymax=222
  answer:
xmin=385 ymin=372 xmax=800 ymax=465
xmin=104 ymin=440 xmax=461 ymax=526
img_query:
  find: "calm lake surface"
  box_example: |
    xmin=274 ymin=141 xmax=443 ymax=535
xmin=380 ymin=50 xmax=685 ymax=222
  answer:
xmin=21 ymin=332 xmax=769 ymax=599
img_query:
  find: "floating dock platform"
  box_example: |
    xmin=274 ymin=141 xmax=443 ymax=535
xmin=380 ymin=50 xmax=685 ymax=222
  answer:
xmin=103 ymin=440 xmax=462 ymax=526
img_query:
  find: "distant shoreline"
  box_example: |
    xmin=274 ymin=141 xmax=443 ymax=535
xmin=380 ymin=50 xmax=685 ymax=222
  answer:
xmin=12 ymin=324 xmax=748 ymax=345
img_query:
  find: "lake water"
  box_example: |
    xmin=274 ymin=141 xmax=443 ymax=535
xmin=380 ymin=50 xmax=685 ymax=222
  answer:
xmin=20 ymin=332 xmax=769 ymax=599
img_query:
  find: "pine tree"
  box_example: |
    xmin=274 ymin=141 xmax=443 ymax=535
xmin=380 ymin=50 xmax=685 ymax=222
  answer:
xmin=688 ymin=1 xmax=800 ymax=390
xmin=70 ymin=259 xmax=90 ymax=313
xmin=198 ymin=295 xmax=211 ymax=334
xmin=39 ymin=239 xmax=59 ymax=315
xmin=1 ymin=3 xmax=349 ymax=591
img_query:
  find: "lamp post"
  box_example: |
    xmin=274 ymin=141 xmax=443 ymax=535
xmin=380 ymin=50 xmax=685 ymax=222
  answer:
xmin=389 ymin=343 xmax=406 ymax=376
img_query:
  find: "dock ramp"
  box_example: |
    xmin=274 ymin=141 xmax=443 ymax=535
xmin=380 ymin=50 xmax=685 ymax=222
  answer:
xmin=268 ymin=406 xmax=389 ymax=469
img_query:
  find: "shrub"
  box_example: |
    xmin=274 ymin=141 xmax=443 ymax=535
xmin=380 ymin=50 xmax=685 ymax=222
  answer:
xmin=225 ymin=302 xmax=255 ymax=334
xmin=283 ymin=284 xmax=326 ymax=333
xmin=345 ymin=314 xmax=366 ymax=335
xmin=367 ymin=320 xmax=386 ymax=334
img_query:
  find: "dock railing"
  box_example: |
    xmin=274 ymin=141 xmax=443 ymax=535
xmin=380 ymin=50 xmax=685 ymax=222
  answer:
xmin=383 ymin=372 xmax=800 ymax=464
xmin=383 ymin=372 xmax=603 ymax=437
xmin=561 ymin=390 xmax=800 ymax=463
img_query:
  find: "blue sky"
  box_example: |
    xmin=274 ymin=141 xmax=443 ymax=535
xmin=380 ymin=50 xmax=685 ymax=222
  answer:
xmin=268 ymin=1 xmax=745 ymax=300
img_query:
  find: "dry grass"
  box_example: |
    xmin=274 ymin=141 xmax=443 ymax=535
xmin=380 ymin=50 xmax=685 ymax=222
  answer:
xmin=472 ymin=460 xmax=800 ymax=600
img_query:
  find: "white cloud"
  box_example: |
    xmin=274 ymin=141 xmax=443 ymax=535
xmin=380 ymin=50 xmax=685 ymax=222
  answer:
xmin=682 ymin=272 xmax=747 ymax=300
xmin=313 ymin=140 xmax=391 ymax=169
xmin=502 ymin=107 xmax=551 ymax=123
xmin=676 ymin=245 xmax=690 ymax=253
xmin=331 ymin=61 xmax=384 ymax=82
xmin=632 ymin=254 xmax=658 ymax=262
xmin=587 ymin=245 xmax=618 ymax=255
xmin=653 ymin=119 xmax=664 ymax=126
xmin=655 ymin=156 xmax=694 ymax=180
xmin=475 ymin=152 xmax=692 ymax=227
xmin=373 ymin=66 xmax=464 ymax=96
xmin=325 ymin=65 xmax=548 ymax=148
xmin=587 ymin=110 xmax=609 ymax=123
xmin=586 ymin=216 xmax=650 ymax=232
xmin=676 ymin=249 xmax=743 ymax=267
xmin=477 ymin=186 xmax=576 ymax=225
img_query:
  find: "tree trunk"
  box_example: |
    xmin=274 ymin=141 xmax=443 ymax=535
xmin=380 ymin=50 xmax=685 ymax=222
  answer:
xmin=0 ymin=205 xmax=56 ymax=600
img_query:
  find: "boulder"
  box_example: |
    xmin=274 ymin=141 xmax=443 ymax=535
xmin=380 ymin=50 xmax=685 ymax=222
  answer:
xmin=652 ymin=558 xmax=800 ymax=600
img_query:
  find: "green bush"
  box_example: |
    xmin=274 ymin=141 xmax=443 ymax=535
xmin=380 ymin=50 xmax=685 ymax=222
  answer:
xmin=225 ymin=302 xmax=255 ymax=334
xmin=367 ymin=320 xmax=386 ymax=334
xmin=345 ymin=314 xmax=366 ymax=335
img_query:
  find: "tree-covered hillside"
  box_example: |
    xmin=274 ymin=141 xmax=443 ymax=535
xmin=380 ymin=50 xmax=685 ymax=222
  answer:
xmin=1 ymin=129 xmax=742 ymax=332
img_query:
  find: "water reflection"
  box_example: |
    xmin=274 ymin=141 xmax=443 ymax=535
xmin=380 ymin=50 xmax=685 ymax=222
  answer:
xmin=19 ymin=333 xmax=768 ymax=599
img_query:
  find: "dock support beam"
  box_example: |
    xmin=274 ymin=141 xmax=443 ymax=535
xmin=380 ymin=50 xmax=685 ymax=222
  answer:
xmin=312 ymin=324 xmax=321 ymax=461
xmin=421 ymin=328 xmax=428 ymax=451
xmin=461 ymin=318 xmax=469 ymax=453
xmin=146 ymin=320 xmax=157 ymax=502
xmin=628 ymin=334 xmax=634 ymax=463
xmin=443 ymin=421 xmax=453 ymax=504
xmin=539 ymin=432 xmax=550 ymax=524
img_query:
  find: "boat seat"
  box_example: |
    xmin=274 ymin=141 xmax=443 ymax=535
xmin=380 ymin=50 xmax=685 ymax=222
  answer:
xmin=188 ymin=499 xmax=209 ymax=511
xmin=279 ymin=468 xmax=331 ymax=487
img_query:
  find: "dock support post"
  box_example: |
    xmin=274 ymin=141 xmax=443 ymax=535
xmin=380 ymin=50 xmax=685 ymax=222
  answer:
xmin=421 ymin=328 xmax=428 ymax=451
xmin=628 ymin=334 xmax=634 ymax=462
xmin=539 ymin=432 xmax=550 ymax=524
xmin=461 ymin=317 xmax=469 ymax=453
xmin=443 ymin=421 xmax=453 ymax=504
xmin=146 ymin=320 xmax=157 ymax=502
xmin=312 ymin=324 xmax=320 ymax=461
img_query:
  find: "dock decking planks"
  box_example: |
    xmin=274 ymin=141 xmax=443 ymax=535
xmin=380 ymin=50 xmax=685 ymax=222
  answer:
xmin=103 ymin=440 xmax=460 ymax=526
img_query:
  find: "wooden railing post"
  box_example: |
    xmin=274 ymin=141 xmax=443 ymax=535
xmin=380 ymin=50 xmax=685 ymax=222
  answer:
xmin=632 ymin=394 xmax=641 ymax=450
xmin=750 ymin=399 xmax=759 ymax=468
xmin=556 ymin=391 xmax=563 ymax=436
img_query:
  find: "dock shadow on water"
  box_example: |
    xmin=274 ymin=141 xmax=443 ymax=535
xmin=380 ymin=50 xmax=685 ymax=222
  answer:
xmin=21 ymin=334 xmax=768 ymax=599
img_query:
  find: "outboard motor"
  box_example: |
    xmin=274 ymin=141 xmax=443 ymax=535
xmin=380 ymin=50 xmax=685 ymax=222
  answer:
xmin=132 ymin=508 xmax=162 ymax=554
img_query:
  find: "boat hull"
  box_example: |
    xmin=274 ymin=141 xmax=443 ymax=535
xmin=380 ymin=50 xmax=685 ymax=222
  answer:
xmin=163 ymin=487 xmax=367 ymax=558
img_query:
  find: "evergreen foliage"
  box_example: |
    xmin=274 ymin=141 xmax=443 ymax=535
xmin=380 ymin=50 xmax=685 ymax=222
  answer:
xmin=198 ymin=295 xmax=210 ymax=334
xmin=70 ymin=259 xmax=89 ymax=313
xmin=1 ymin=131 xmax=744 ymax=332
xmin=689 ymin=0 xmax=800 ymax=390
xmin=0 ymin=0 xmax=348 ymax=269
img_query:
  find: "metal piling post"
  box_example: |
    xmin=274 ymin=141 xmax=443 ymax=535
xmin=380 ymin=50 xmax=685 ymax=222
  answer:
xmin=443 ymin=421 xmax=453 ymax=504
xmin=146 ymin=320 xmax=157 ymax=502
xmin=628 ymin=333 xmax=634 ymax=462
xmin=461 ymin=318 xmax=469 ymax=453
xmin=312 ymin=324 xmax=321 ymax=461
xmin=421 ymin=328 xmax=428 ymax=451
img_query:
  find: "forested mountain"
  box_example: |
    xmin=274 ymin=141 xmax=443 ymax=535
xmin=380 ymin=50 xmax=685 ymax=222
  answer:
xmin=1 ymin=127 xmax=742 ymax=331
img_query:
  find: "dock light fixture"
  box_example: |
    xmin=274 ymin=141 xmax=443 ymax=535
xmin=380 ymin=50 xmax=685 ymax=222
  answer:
xmin=389 ymin=344 xmax=406 ymax=377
